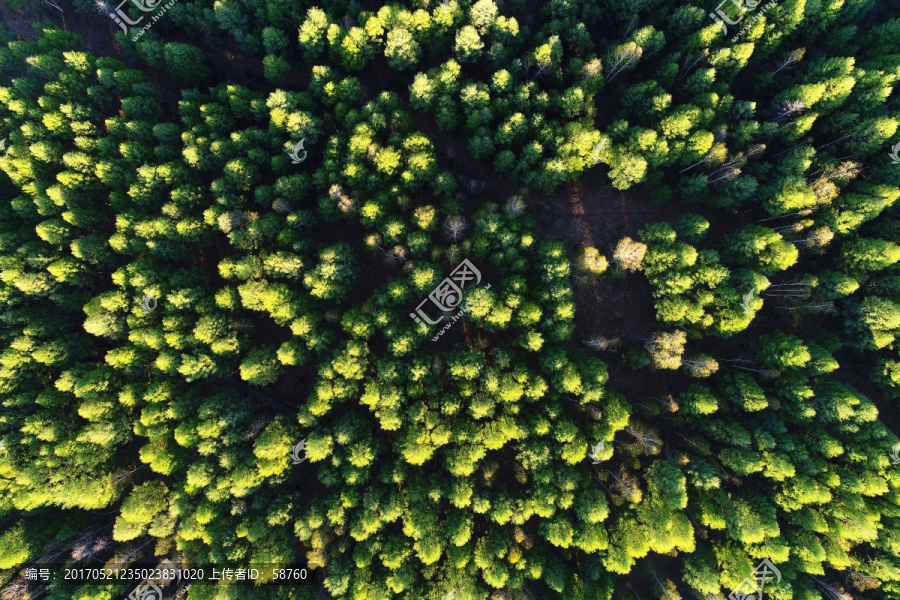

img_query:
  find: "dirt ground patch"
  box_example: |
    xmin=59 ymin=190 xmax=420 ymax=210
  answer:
xmin=526 ymin=171 xmax=687 ymax=398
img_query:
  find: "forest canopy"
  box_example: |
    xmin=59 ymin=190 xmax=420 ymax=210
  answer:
xmin=0 ymin=0 xmax=898 ymax=599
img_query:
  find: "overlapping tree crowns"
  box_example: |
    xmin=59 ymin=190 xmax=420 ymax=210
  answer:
xmin=1 ymin=0 xmax=900 ymax=597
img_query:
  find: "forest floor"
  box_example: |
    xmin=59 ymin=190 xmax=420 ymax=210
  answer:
xmin=534 ymin=171 xmax=682 ymax=399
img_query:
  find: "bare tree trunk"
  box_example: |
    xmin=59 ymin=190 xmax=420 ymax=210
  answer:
xmin=677 ymin=49 xmax=709 ymax=82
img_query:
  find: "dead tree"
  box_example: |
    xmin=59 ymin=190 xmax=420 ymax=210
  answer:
xmin=385 ymin=245 xmax=409 ymax=265
xmin=582 ymin=58 xmax=603 ymax=82
xmin=789 ymin=226 xmax=834 ymax=250
xmin=706 ymin=166 xmax=741 ymax=185
xmin=619 ymin=17 xmax=637 ymax=43
xmin=776 ymin=301 xmax=834 ymax=313
xmin=518 ymin=57 xmax=533 ymax=79
xmin=808 ymin=160 xmax=860 ymax=185
xmin=731 ymin=364 xmax=781 ymax=380
xmin=761 ymin=281 xmax=813 ymax=300
xmin=613 ymin=237 xmax=648 ymax=272
xmin=444 ymin=215 xmax=468 ymax=241
xmin=115 ymin=538 xmax=156 ymax=565
xmin=113 ymin=463 xmax=148 ymax=485
xmin=809 ymin=576 xmax=852 ymax=600
xmin=682 ymin=355 xmax=719 ymax=377
xmin=772 ymin=220 xmax=810 ymax=235
xmin=0 ymin=577 xmax=30 ymax=600
xmin=605 ymin=43 xmax=642 ymax=82
xmin=773 ymin=99 xmax=806 ymax=120
xmin=274 ymin=199 xmax=292 ymax=215
xmin=606 ymin=467 xmax=642 ymax=502
xmin=532 ymin=58 xmax=551 ymax=81
xmin=330 ymin=184 xmax=357 ymax=215
xmin=680 ymin=142 xmax=730 ymax=173
xmin=772 ymin=47 xmax=806 ymax=75
xmin=583 ymin=336 xmax=621 ymax=351
xmin=504 ymin=196 xmax=526 ymax=215
xmin=845 ymin=570 xmax=881 ymax=592
xmin=242 ymin=416 xmax=270 ymax=441
xmin=217 ymin=210 xmax=248 ymax=233
xmin=758 ymin=209 xmax=814 ymax=222
xmin=624 ymin=425 xmax=662 ymax=454
xmin=676 ymin=49 xmax=710 ymax=82
xmin=704 ymin=147 xmax=754 ymax=180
